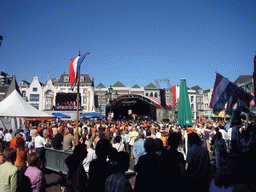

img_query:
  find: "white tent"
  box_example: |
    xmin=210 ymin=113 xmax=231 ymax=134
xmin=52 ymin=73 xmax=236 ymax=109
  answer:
xmin=0 ymin=90 xmax=54 ymax=118
xmin=0 ymin=90 xmax=55 ymax=132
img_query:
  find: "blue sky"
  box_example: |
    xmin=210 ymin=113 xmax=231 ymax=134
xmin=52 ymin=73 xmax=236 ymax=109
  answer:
xmin=1 ymin=0 xmax=255 ymax=90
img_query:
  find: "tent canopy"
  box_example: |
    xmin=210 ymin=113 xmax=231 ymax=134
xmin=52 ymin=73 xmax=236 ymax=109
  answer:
xmin=0 ymin=90 xmax=55 ymax=119
xmin=52 ymin=112 xmax=71 ymax=118
xmin=80 ymin=112 xmax=106 ymax=119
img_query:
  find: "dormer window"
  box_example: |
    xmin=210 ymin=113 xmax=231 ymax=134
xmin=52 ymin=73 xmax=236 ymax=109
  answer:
xmin=80 ymin=76 xmax=84 ymax=82
xmin=64 ymin=76 xmax=69 ymax=82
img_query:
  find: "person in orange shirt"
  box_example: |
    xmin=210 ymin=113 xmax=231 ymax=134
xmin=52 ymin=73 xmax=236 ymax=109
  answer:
xmin=161 ymin=131 xmax=168 ymax=147
xmin=110 ymin=127 xmax=115 ymax=134
xmin=37 ymin=125 xmax=43 ymax=132
xmin=188 ymin=127 xmax=193 ymax=134
xmin=9 ymin=137 xmax=18 ymax=148
xmin=15 ymin=137 xmax=28 ymax=170
xmin=10 ymin=134 xmax=23 ymax=148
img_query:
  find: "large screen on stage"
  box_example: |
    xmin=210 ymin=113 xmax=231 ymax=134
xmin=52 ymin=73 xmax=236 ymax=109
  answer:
xmin=55 ymin=93 xmax=81 ymax=110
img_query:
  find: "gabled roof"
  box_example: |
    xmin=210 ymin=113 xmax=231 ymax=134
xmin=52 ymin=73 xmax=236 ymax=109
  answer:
xmin=57 ymin=74 xmax=92 ymax=84
xmin=204 ymin=89 xmax=211 ymax=93
xmin=132 ymin=84 xmax=140 ymax=88
xmin=113 ymin=81 xmax=125 ymax=87
xmin=144 ymin=83 xmax=157 ymax=89
xmin=234 ymin=75 xmax=252 ymax=85
xmin=20 ymin=80 xmax=30 ymax=85
xmin=191 ymin=85 xmax=202 ymax=92
xmin=5 ymin=77 xmax=21 ymax=98
xmin=51 ymin=78 xmax=60 ymax=86
xmin=96 ymin=83 xmax=106 ymax=88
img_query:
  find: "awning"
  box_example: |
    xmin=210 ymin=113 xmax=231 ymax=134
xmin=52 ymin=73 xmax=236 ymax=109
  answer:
xmin=24 ymin=117 xmax=56 ymax=121
xmin=144 ymin=96 xmax=173 ymax=108
xmin=109 ymin=94 xmax=174 ymax=109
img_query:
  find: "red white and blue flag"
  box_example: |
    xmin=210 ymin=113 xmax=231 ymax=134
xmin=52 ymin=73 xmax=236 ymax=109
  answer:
xmin=69 ymin=53 xmax=89 ymax=90
xmin=210 ymin=73 xmax=254 ymax=116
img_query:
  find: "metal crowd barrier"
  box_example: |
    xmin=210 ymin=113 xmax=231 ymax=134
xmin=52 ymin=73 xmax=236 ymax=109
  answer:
xmin=45 ymin=147 xmax=73 ymax=174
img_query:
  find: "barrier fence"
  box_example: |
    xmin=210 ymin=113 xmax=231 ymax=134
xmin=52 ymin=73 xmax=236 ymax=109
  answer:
xmin=45 ymin=147 xmax=72 ymax=174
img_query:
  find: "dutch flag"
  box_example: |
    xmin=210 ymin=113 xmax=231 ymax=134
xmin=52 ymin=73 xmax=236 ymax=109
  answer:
xmin=69 ymin=53 xmax=90 ymax=90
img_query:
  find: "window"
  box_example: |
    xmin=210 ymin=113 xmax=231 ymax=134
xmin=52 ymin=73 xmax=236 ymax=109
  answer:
xmin=154 ymin=92 xmax=158 ymax=97
xmin=22 ymin=91 xmax=26 ymax=97
xmin=83 ymin=96 xmax=87 ymax=104
xmin=30 ymin=94 xmax=39 ymax=101
xmin=80 ymin=76 xmax=84 ymax=82
xmin=45 ymin=90 xmax=53 ymax=96
xmin=64 ymin=76 xmax=69 ymax=82
xmin=201 ymin=104 xmax=204 ymax=109
xmin=146 ymin=93 xmax=149 ymax=96
xmin=101 ymin=105 xmax=106 ymax=113
xmin=191 ymin=96 xmax=194 ymax=102
xmin=150 ymin=92 xmax=153 ymax=97
xmin=33 ymin=87 xmax=37 ymax=92
xmin=45 ymin=97 xmax=52 ymax=110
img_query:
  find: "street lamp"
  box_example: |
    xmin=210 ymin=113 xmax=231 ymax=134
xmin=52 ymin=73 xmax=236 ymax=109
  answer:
xmin=105 ymin=85 xmax=118 ymax=115
xmin=105 ymin=85 xmax=113 ymax=113
xmin=0 ymin=36 xmax=3 ymax=47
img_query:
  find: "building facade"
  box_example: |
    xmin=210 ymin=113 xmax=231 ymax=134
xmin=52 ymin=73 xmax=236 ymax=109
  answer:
xmin=0 ymin=71 xmax=14 ymax=101
xmin=94 ymin=81 xmax=146 ymax=114
xmin=18 ymin=74 xmax=95 ymax=117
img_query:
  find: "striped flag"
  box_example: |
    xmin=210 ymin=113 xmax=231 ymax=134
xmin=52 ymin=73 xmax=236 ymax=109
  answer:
xmin=210 ymin=73 xmax=254 ymax=116
xmin=69 ymin=52 xmax=90 ymax=90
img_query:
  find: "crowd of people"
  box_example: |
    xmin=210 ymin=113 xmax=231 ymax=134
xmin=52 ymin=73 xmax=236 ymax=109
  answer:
xmin=0 ymin=118 xmax=256 ymax=192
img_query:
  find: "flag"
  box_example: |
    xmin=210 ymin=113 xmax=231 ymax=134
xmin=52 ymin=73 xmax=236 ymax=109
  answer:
xmin=69 ymin=53 xmax=90 ymax=90
xmin=230 ymin=102 xmax=241 ymax=126
xmin=210 ymin=73 xmax=254 ymax=116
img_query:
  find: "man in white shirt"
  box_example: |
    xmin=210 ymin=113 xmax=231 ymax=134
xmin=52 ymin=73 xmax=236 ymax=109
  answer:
xmin=0 ymin=128 xmax=4 ymax=142
xmin=34 ymin=130 xmax=47 ymax=169
xmin=227 ymin=125 xmax=238 ymax=154
xmin=156 ymin=130 xmax=162 ymax=139
xmin=83 ymin=140 xmax=97 ymax=173
xmin=4 ymin=129 xmax=13 ymax=147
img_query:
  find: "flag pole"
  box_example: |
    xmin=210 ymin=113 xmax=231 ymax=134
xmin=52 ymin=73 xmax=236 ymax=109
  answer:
xmin=75 ymin=51 xmax=81 ymax=146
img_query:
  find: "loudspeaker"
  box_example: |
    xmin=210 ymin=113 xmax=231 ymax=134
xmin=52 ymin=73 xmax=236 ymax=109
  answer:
xmin=160 ymin=89 xmax=166 ymax=106
xmin=94 ymin=95 xmax=99 ymax=108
